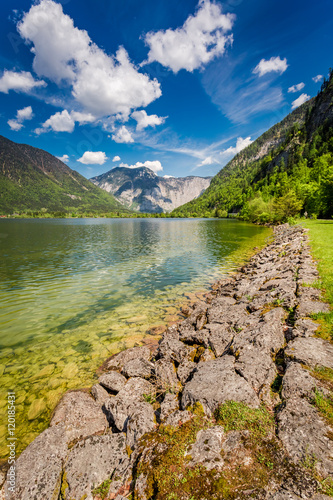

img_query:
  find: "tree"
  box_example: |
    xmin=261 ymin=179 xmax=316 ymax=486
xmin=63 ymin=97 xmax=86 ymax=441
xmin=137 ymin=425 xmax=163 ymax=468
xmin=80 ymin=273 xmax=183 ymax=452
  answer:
xmin=273 ymin=191 xmax=303 ymax=222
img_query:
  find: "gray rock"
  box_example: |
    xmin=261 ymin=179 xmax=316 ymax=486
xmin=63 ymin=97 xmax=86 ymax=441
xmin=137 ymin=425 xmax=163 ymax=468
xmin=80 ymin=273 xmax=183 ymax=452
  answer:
xmin=4 ymin=426 xmax=67 ymax=500
xmin=177 ymin=357 xmax=196 ymax=384
xmin=294 ymin=318 xmax=319 ymax=337
xmin=158 ymin=332 xmax=191 ymax=363
xmin=91 ymin=383 xmax=110 ymax=404
xmin=155 ymin=358 xmax=180 ymax=393
xmin=104 ymin=345 xmax=151 ymax=370
xmin=160 ymin=393 xmax=179 ymax=420
xmin=164 ymin=410 xmax=192 ymax=427
xmin=134 ymin=474 xmax=149 ymax=500
xmin=104 ymin=377 xmax=154 ymax=431
xmin=235 ymin=349 xmax=277 ymax=395
xmin=178 ymin=324 xmax=210 ymax=346
xmin=50 ymin=390 xmax=107 ymax=444
xmin=122 ymin=358 xmax=154 ymax=379
xmin=285 ymin=337 xmax=333 ymax=369
xmin=266 ymin=491 xmax=301 ymax=499
xmin=62 ymin=434 xmax=129 ymax=500
xmin=204 ymin=323 xmax=234 ymax=357
xmin=186 ymin=426 xmax=225 ymax=470
xmin=282 ymin=363 xmax=318 ymax=400
xmin=198 ymin=348 xmax=215 ymax=362
xmin=297 ymin=299 xmax=330 ymax=318
xmin=208 ymin=303 xmax=249 ymax=327
xmin=99 ymin=371 xmax=127 ymax=392
xmin=181 ymin=355 xmax=260 ymax=415
xmin=277 ymin=397 xmax=333 ymax=476
xmin=126 ymin=402 xmax=156 ymax=450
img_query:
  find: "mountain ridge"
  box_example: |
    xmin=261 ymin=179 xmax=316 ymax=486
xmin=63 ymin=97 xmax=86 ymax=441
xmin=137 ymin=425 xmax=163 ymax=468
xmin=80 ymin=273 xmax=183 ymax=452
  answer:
xmin=90 ymin=166 xmax=212 ymax=213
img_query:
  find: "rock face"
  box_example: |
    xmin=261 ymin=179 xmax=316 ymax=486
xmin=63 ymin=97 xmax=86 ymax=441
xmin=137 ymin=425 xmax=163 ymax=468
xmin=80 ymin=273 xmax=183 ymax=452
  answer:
xmin=3 ymin=224 xmax=332 ymax=500
xmin=90 ymin=166 xmax=212 ymax=213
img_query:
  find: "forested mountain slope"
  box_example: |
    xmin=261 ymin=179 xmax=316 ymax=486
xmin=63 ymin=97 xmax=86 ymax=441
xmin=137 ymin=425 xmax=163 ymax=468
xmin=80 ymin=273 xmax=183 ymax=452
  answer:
xmin=173 ymin=69 xmax=333 ymax=222
xmin=0 ymin=135 xmax=130 ymax=215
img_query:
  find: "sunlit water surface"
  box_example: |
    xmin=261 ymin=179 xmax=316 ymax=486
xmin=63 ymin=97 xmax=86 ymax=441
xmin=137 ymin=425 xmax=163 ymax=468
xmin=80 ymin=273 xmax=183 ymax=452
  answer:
xmin=0 ymin=218 xmax=271 ymax=458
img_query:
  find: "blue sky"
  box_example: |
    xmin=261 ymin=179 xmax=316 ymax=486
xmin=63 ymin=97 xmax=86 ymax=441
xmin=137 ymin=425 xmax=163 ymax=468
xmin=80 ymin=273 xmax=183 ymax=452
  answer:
xmin=0 ymin=0 xmax=332 ymax=180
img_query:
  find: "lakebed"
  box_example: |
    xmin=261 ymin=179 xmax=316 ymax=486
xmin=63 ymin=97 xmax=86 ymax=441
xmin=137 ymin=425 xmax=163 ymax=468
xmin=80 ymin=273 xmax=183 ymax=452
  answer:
xmin=0 ymin=218 xmax=271 ymax=459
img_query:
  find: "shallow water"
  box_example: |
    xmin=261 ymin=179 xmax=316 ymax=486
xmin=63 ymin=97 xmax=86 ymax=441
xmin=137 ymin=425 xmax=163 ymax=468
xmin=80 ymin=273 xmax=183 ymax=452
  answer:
xmin=0 ymin=218 xmax=271 ymax=458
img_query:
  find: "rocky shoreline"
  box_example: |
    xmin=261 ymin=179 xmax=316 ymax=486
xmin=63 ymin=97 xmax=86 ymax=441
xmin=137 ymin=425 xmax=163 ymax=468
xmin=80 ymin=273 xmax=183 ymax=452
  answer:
xmin=2 ymin=224 xmax=333 ymax=500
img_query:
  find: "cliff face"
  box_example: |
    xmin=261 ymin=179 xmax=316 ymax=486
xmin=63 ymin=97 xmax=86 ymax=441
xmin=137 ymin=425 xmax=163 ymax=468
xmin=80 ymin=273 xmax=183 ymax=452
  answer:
xmin=90 ymin=167 xmax=212 ymax=213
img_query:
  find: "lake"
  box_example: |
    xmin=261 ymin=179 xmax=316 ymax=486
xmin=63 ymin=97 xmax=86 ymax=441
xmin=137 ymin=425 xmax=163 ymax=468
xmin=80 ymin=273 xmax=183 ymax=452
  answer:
xmin=0 ymin=218 xmax=271 ymax=458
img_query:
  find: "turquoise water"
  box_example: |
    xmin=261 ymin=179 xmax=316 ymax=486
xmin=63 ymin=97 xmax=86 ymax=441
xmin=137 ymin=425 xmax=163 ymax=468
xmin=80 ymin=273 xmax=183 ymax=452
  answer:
xmin=0 ymin=218 xmax=271 ymax=458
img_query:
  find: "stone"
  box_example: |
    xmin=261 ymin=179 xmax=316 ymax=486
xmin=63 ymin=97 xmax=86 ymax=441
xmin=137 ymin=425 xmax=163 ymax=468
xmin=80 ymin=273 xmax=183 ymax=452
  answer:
xmin=157 ymin=332 xmax=191 ymax=363
xmin=50 ymin=390 xmax=107 ymax=443
xmin=181 ymin=356 xmax=260 ymax=415
xmin=62 ymin=434 xmax=129 ymax=500
xmin=126 ymin=402 xmax=156 ymax=450
xmin=285 ymin=337 xmax=333 ymax=369
xmin=62 ymin=362 xmax=79 ymax=379
xmin=104 ymin=377 xmax=154 ymax=431
xmin=4 ymin=426 xmax=67 ymax=500
xmin=155 ymin=358 xmax=180 ymax=393
xmin=99 ymin=371 xmax=127 ymax=392
xmin=104 ymin=346 xmax=151 ymax=370
xmin=296 ymin=299 xmax=330 ymax=318
xmin=27 ymin=398 xmax=46 ymax=420
xmin=177 ymin=357 xmax=196 ymax=384
xmin=204 ymin=323 xmax=234 ymax=357
xmin=282 ymin=363 xmax=318 ymax=400
xmin=277 ymin=397 xmax=333 ymax=476
xmin=160 ymin=393 xmax=179 ymax=420
xmin=178 ymin=325 xmax=210 ymax=346
xmin=122 ymin=358 xmax=154 ymax=379
xmin=164 ymin=410 xmax=192 ymax=428
xmin=91 ymin=384 xmax=110 ymax=404
xmin=294 ymin=318 xmax=319 ymax=336
xmin=208 ymin=303 xmax=249 ymax=327
xmin=186 ymin=426 xmax=225 ymax=470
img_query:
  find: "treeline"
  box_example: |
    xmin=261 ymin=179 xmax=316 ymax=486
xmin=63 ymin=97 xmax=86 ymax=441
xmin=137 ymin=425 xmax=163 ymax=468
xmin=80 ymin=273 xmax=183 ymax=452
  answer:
xmin=172 ymin=68 xmax=333 ymax=223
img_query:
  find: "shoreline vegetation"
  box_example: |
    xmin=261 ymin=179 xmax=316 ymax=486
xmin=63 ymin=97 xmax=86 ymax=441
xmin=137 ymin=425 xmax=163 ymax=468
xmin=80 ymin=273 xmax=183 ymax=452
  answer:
xmin=2 ymin=222 xmax=333 ymax=499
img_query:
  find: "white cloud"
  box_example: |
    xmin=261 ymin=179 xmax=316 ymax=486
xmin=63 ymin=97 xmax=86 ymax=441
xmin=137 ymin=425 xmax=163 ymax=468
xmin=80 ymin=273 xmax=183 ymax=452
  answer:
xmin=198 ymin=156 xmax=214 ymax=166
xmin=120 ymin=160 xmax=163 ymax=174
xmin=253 ymin=56 xmax=288 ymax=77
xmin=56 ymin=154 xmax=69 ymax=163
xmin=163 ymin=175 xmax=174 ymax=178
xmin=77 ymin=151 xmax=108 ymax=165
xmin=143 ymin=0 xmax=235 ymax=73
xmin=0 ymin=70 xmax=46 ymax=94
xmin=112 ymin=126 xmax=134 ymax=143
xmin=312 ymin=74 xmax=323 ymax=83
xmin=7 ymin=105 xmax=34 ymax=131
xmin=131 ymin=110 xmax=166 ymax=131
xmin=7 ymin=119 xmax=23 ymax=131
xmin=18 ymin=0 xmax=161 ymax=119
xmin=220 ymin=136 xmax=253 ymax=158
xmin=37 ymin=109 xmax=75 ymax=134
xmin=70 ymin=111 xmax=96 ymax=124
xmin=112 ymin=155 xmax=121 ymax=162
xmin=288 ymin=82 xmax=305 ymax=93
xmin=291 ymin=93 xmax=311 ymax=110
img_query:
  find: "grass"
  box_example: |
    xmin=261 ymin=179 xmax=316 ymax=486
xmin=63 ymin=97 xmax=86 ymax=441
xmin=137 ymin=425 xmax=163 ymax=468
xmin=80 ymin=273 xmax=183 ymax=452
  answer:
xmin=312 ymin=389 xmax=333 ymax=426
xmin=302 ymin=220 xmax=333 ymax=340
xmin=214 ymin=401 xmax=274 ymax=439
xmin=92 ymin=478 xmax=112 ymax=499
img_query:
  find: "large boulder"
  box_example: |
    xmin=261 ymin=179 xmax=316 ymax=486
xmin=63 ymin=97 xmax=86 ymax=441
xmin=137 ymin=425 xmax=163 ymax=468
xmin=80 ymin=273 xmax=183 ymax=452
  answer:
xmin=126 ymin=402 xmax=156 ymax=450
xmin=103 ymin=346 xmax=151 ymax=370
xmin=181 ymin=355 xmax=260 ymax=415
xmin=98 ymin=371 xmax=127 ymax=393
xmin=285 ymin=337 xmax=333 ymax=369
xmin=50 ymin=390 xmax=107 ymax=443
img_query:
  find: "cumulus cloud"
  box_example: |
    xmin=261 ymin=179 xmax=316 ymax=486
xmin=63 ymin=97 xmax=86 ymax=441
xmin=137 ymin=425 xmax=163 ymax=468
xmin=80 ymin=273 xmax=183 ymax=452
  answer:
xmin=163 ymin=175 xmax=174 ymax=178
xmin=18 ymin=0 xmax=161 ymax=119
xmin=143 ymin=0 xmax=235 ymax=73
xmin=112 ymin=155 xmax=121 ymax=162
xmin=0 ymin=70 xmax=46 ymax=94
xmin=77 ymin=151 xmax=108 ymax=165
xmin=36 ymin=109 xmax=75 ymax=134
xmin=56 ymin=154 xmax=69 ymax=163
xmin=220 ymin=137 xmax=253 ymax=158
xmin=312 ymin=74 xmax=323 ymax=83
xmin=8 ymin=105 xmax=34 ymax=131
xmin=120 ymin=160 xmax=163 ymax=174
xmin=198 ymin=156 xmax=214 ymax=167
xmin=291 ymin=93 xmax=310 ymax=110
xmin=112 ymin=126 xmax=134 ymax=143
xmin=253 ymin=56 xmax=288 ymax=77
xmin=131 ymin=110 xmax=166 ymax=131
xmin=70 ymin=111 xmax=96 ymax=124
xmin=288 ymin=82 xmax=305 ymax=93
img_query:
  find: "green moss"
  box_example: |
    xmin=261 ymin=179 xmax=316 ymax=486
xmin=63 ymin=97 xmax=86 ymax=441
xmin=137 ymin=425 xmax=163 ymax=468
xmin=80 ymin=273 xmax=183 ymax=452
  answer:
xmin=312 ymin=389 xmax=333 ymax=425
xmin=214 ymin=401 xmax=274 ymax=438
xmin=319 ymin=476 xmax=333 ymax=496
xmin=92 ymin=478 xmax=112 ymax=499
xmin=186 ymin=402 xmax=205 ymax=417
xmin=60 ymin=471 xmax=69 ymax=499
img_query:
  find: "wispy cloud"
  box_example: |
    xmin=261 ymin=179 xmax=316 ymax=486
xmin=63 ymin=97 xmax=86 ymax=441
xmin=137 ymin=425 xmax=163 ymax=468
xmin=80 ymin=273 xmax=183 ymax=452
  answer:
xmin=253 ymin=56 xmax=288 ymax=77
xmin=291 ymin=93 xmax=310 ymax=110
xmin=312 ymin=74 xmax=323 ymax=83
xmin=288 ymin=82 xmax=305 ymax=93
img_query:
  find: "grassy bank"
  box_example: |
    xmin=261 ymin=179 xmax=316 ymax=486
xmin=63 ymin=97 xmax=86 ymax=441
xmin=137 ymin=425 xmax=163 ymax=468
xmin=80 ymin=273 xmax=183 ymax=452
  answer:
xmin=303 ymin=219 xmax=333 ymax=339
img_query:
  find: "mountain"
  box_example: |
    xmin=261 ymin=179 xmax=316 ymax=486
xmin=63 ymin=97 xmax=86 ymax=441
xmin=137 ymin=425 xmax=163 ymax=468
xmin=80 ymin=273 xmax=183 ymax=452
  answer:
xmin=172 ymin=69 xmax=333 ymax=222
xmin=90 ymin=167 xmax=212 ymax=213
xmin=0 ymin=135 xmax=130 ymax=215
